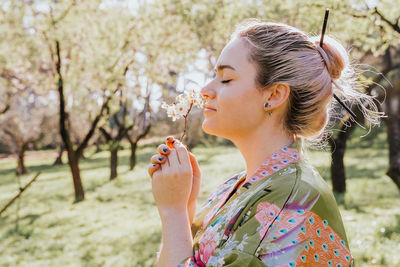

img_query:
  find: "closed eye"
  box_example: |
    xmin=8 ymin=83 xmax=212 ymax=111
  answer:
xmin=221 ymin=79 xmax=232 ymax=84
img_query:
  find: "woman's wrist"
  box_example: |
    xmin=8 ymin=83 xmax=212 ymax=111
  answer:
xmin=158 ymin=206 xmax=188 ymax=221
xmin=158 ymin=208 xmax=193 ymax=266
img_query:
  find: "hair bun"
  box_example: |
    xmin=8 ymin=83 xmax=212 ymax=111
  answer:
xmin=313 ymin=35 xmax=348 ymax=80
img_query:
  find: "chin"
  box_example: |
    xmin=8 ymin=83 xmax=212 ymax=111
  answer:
xmin=202 ymin=120 xmax=233 ymax=140
xmin=202 ymin=119 xmax=220 ymax=136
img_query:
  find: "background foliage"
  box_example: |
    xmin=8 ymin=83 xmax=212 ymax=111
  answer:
xmin=1 ymin=0 xmax=399 ymax=266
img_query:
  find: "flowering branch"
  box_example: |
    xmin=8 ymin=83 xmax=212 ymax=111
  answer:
xmin=161 ymin=89 xmax=204 ymax=142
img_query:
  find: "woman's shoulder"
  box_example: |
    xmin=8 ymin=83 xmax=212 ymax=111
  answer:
xmin=249 ymin=161 xmax=353 ymax=265
xmin=247 ymin=160 xmax=350 ymax=246
xmin=284 ymin=160 xmax=350 ymax=244
xmin=294 ymin=160 xmax=343 ymax=223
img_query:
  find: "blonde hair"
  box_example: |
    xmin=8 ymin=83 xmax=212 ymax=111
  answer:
xmin=232 ymin=19 xmax=383 ymax=145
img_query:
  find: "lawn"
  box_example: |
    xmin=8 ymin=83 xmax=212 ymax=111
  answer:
xmin=0 ymin=129 xmax=399 ymax=266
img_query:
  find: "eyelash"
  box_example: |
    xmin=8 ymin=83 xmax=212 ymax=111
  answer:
xmin=221 ymin=79 xmax=232 ymax=84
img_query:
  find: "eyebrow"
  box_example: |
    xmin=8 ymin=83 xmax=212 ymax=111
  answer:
xmin=214 ymin=64 xmax=236 ymax=73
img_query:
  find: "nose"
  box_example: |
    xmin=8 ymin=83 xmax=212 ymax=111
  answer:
xmin=200 ymin=80 xmax=216 ymax=101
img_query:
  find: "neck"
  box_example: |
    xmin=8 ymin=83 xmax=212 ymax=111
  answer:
xmin=231 ymin=123 xmax=294 ymax=180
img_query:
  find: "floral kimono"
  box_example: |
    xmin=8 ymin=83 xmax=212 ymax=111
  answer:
xmin=178 ymin=140 xmax=354 ymax=267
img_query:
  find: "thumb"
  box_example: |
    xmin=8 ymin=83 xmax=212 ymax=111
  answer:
xmin=188 ymin=151 xmax=201 ymax=178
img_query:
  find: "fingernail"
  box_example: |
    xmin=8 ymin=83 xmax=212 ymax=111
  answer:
xmin=163 ymin=147 xmax=169 ymax=152
xmin=158 ymin=156 xmax=164 ymax=161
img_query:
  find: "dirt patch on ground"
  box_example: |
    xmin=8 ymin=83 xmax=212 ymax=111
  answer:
xmin=0 ymin=151 xmax=60 ymax=163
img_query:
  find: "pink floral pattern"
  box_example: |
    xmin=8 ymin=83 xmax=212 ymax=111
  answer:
xmin=180 ymin=141 xmax=306 ymax=267
xmin=202 ymin=177 xmax=240 ymax=229
xmin=198 ymin=227 xmax=218 ymax=264
xmin=255 ymin=202 xmax=281 ymax=238
xmin=245 ymin=145 xmax=299 ymax=183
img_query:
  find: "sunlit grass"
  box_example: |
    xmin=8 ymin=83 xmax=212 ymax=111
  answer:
xmin=0 ymin=129 xmax=399 ymax=266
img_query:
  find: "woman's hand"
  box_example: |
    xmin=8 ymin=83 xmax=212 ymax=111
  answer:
xmin=149 ymin=137 xmax=202 ymax=223
xmin=149 ymin=137 xmax=197 ymax=267
xmin=186 ymin=150 xmax=201 ymax=224
xmin=148 ymin=137 xmax=194 ymax=214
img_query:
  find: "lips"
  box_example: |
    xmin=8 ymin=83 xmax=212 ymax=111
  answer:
xmin=205 ymin=105 xmax=217 ymax=111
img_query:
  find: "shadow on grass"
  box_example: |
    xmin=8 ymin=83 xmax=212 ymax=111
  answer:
xmin=3 ymin=226 xmax=34 ymax=239
xmin=0 ymin=144 xmax=227 ymax=188
xmin=131 ymin=229 xmax=162 ymax=266
xmin=20 ymin=213 xmax=41 ymax=225
xmin=0 ymin=150 xmax=154 ymax=186
xmin=379 ymin=214 xmax=400 ymax=239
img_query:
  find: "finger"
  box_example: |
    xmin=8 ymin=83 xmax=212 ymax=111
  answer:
xmin=173 ymin=140 xmax=192 ymax=171
xmin=162 ymin=148 xmax=182 ymax=173
xmin=157 ymin=144 xmax=171 ymax=156
xmin=148 ymin=163 xmax=160 ymax=178
xmin=166 ymin=136 xmax=176 ymax=148
xmin=189 ymin=152 xmax=201 ymax=177
xmin=156 ymin=144 xmax=170 ymax=166
xmin=151 ymin=154 xmax=167 ymax=164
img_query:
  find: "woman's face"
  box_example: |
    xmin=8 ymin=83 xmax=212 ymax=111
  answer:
xmin=200 ymin=37 xmax=267 ymax=139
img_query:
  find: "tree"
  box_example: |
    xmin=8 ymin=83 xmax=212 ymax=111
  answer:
xmin=99 ymin=93 xmax=133 ymax=180
xmin=0 ymin=90 xmax=50 ymax=175
xmin=171 ymin=0 xmax=398 ymax=193
xmin=125 ymin=93 xmax=152 ymax=170
xmin=122 ymin=1 xmax=198 ymax=169
xmin=34 ymin=0 xmax=141 ymax=202
xmin=0 ymin=1 xmax=55 ymax=174
xmin=328 ymin=1 xmax=400 ymax=192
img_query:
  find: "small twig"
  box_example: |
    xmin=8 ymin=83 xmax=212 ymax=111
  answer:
xmin=15 ymin=175 xmax=22 ymax=231
xmin=180 ymin=102 xmax=193 ymax=142
xmin=0 ymin=172 xmax=41 ymax=216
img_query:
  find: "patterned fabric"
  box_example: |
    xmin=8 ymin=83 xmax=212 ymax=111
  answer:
xmin=178 ymin=139 xmax=354 ymax=267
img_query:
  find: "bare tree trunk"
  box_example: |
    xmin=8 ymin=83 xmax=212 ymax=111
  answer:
xmin=56 ymin=40 xmax=111 ymax=202
xmin=95 ymin=140 xmax=102 ymax=153
xmin=110 ymin=148 xmax=118 ymax=180
xmin=129 ymin=141 xmax=137 ymax=170
xmin=385 ymin=80 xmax=400 ymax=190
xmin=67 ymin=150 xmax=84 ymax=202
xmin=16 ymin=143 xmax=27 ymax=175
xmin=56 ymin=40 xmax=85 ymax=202
xmin=126 ymin=123 xmax=151 ymax=171
xmin=53 ymin=143 xmax=64 ymax=165
xmin=329 ymin=122 xmax=356 ymax=194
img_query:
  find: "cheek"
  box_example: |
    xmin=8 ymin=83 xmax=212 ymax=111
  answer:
xmin=202 ymin=80 xmax=265 ymax=136
xmin=218 ymin=87 xmax=263 ymax=126
xmin=220 ymin=90 xmax=257 ymax=121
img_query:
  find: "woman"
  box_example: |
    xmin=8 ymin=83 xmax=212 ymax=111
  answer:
xmin=148 ymin=20 xmax=380 ymax=266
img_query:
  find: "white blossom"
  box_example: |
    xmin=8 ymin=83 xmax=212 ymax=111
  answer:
xmin=161 ymin=89 xmax=204 ymax=122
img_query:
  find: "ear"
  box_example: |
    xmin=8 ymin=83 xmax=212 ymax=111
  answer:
xmin=263 ymin=83 xmax=291 ymax=110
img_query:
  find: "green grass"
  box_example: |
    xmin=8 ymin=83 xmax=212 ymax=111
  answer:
xmin=0 ymin=130 xmax=399 ymax=266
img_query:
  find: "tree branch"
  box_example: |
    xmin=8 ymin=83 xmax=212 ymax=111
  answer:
xmin=135 ymin=123 xmax=151 ymax=144
xmin=75 ymin=96 xmax=110 ymax=158
xmin=99 ymin=126 xmax=112 ymax=141
xmin=74 ymin=58 xmax=133 ymax=158
xmin=374 ymin=8 xmax=400 ymax=33
xmin=50 ymin=1 xmax=76 ymax=26
xmin=0 ymin=172 xmax=41 ymax=216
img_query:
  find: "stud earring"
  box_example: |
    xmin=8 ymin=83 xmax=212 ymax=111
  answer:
xmin=264 ymin=102 xmax=272 ymax=116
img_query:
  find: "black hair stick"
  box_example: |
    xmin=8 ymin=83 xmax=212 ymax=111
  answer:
xmin=320 ymin=8 xmax=357 ymax=119
xmin=320 ymin=9 xmax=329 ymax=47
